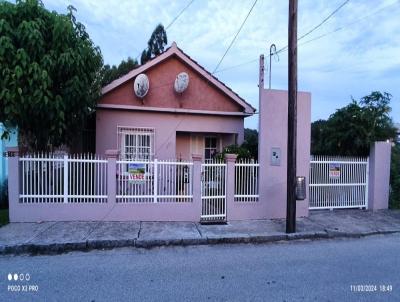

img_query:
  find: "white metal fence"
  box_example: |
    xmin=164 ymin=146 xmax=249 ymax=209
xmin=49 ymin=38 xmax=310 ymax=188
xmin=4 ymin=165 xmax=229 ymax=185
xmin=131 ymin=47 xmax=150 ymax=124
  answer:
xmin=201 ymin=160 xmax=227 ymax=221
xmin=19 ymin=153 xmax=108 ymax=203
xmin=18 ymin=153 xmax=260 ymax=220
xmin=309 ymin=155 xmax=369 ymax=209
xmin=235 ymin=159 xmax=259 ymax=202
xmin=116 ymin=159 xmax=193 ymax=203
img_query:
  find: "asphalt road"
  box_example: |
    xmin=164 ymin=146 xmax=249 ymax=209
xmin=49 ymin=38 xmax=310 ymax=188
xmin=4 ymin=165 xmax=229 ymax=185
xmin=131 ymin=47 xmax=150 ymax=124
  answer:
xmin=1 ymin=234 xmax=400 ymax=302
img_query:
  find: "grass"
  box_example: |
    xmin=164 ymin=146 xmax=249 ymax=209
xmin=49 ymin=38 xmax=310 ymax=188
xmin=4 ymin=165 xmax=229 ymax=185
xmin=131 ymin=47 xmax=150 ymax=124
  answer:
xmin=0 ymin=209 xmax=9 ymax=227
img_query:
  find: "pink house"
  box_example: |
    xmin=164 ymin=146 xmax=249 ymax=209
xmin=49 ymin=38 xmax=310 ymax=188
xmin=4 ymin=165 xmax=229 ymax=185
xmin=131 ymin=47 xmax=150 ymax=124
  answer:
xmin=96 ymin=42 xmax=256 ymax=160
xmin=6 ymin=51 xmax=392 ymax=223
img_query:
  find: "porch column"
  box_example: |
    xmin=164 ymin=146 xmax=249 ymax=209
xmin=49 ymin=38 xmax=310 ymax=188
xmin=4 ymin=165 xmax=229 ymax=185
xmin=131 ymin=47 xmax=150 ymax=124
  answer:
xmin=225 ymin=153 xmax=237 ymax=222
xmin=105 ymin=150 xmax=119 ymax=204
xmin=7 ymin=147 xmax=19 ymax=222
xmin=192 ymin=154 xmax=202 ymax=221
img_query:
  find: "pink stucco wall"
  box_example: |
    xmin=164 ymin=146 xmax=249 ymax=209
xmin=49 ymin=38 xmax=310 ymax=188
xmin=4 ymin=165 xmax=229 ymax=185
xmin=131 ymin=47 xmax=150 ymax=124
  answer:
xmin=257 ymin=89 xmax=311 ymax=219
xmin=99 ymin=56 xmax=244 ymax=113
xmin=96 ymin=109 xmax=244 ymax=159
xmin=368 ymin=141 xmax=392 ymax=210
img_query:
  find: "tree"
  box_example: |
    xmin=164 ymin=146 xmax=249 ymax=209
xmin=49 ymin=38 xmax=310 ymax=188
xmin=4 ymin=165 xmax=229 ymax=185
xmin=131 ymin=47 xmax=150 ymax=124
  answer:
xmin=243 ymin=128 xmax=258 ymax=159
xmin=0 ymin=0 xmax=103 ymax=151
xmin=101 ymin=24 xmax=167 ymax=85
xmin=310 ymin=119 xmax=327 ymax=155
xmin=140 ymin=24 xmax=168 ymax=65
xmin=101 ymin=57 xmax=138 ymax=86
xmin=311 ymin=92 xmax=396 ymax=156
xmin=390 ymin=142 xmax=400 ymax=209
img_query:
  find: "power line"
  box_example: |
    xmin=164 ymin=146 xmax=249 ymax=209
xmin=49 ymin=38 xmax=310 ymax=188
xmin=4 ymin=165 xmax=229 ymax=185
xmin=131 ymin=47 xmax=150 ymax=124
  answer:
xmin=300 ymin=0 xmax=399 ymax=47
xmin=166 ymin=0 xmax=195 ymax=30
xmin=214 ymin=0 xmax=397 ymax=75
xmin=276 ymin=0 xmax=350 ymax=54
xmin=212 ymin=58 xmax=258 ymax=74
xmin=212 ymin=0 xmax=258 ymax=74
xmin=135 ymin=0 xmax=195 ymax=61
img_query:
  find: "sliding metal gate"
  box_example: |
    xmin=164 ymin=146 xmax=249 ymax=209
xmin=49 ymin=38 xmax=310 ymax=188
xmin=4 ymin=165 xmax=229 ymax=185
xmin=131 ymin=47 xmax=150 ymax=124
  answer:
xmin=309 ymin=155 xmax=369 ymax=209
xmin=201 ymin=161 xmax=227 ymax=222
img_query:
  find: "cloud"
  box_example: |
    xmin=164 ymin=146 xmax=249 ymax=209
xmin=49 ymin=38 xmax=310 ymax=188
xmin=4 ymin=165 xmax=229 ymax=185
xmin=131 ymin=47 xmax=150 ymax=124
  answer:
xmin=43 ymin=0 xmax=400 ymax=128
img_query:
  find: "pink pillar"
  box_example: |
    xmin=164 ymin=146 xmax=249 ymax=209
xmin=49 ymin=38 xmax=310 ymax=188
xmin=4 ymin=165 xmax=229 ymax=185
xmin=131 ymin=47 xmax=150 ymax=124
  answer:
xmin=258 ymin=89 xmax=311 ymax=218
xmin=368 ymin=141 xmax=391 ymax=210
xmin=7 ymin=147 xmax=19 ymax=222
xmin=105 ymin=150 xmax=119 ymax=204
xmin=192 ymin=154 xmax=202 ymax=221
xmin=225 ymin=153 xmax=237 ymax=221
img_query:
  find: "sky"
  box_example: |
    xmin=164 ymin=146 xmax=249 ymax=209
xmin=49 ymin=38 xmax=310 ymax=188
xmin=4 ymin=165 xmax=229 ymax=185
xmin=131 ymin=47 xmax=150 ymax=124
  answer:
xmin=42 ymin=0 xmax=400 ymax=129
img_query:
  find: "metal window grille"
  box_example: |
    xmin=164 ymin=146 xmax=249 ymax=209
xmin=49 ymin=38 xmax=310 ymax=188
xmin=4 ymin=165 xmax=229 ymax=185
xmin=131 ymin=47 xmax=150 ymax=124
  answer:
xmin=117 ymin=127 xmax=155 ymax=161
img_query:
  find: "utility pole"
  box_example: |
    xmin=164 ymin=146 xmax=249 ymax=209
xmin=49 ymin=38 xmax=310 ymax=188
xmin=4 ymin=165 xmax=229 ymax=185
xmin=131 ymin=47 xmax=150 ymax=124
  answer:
xmin=286 ymin=0 xmax=298 ymax=233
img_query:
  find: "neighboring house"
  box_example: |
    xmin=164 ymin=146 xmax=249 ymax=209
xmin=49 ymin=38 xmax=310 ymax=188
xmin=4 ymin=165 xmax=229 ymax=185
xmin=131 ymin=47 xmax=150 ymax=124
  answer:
xmin=0 ymin=124 xmax=18 ymax=184
xmin=96 ymin=42 xmax=256 ymax=160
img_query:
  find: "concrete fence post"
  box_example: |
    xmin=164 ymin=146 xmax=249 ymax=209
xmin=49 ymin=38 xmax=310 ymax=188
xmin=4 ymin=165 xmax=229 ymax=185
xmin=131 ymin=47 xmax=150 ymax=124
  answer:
xmin=105 ymin=150 xmax=119 ymax=204
xmin=192 ymin=154 xmax=202 ymax=221
xmin=7 ymin=147 xmax=19 ymax=222
xmin=225 ymin=153 xmax=237 ymax=222
xmin=368 ymin=141 xmax=392 ymax=210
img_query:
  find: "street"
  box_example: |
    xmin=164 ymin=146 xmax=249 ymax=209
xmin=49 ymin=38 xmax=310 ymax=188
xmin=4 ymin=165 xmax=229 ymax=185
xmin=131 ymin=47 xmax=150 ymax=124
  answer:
xmin=1 ymin=234 xmax=400 ymax=302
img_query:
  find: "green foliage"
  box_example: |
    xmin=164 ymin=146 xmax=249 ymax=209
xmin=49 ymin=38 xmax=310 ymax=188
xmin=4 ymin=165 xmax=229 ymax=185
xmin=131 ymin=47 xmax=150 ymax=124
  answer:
xmin=213 ymin=129 xmax=258 ymax=161
xmin=0 ymin=209 xmax=9 ymax=226
xmin=243 ymin=128 xmax=258 ymax=159
xmin=101 ymin=56 xmax=138 ymax=86
xmin=390 ymin=143 xmax=400 ymax=209
xmin=0 ymin=179 xmax=8 ymax=209
xmin=140 ymin=24 xmax=167 ymax=65
xmin=0 ymin=0 xmax=103 ymax=151
xmin=311 ymin=92 xmax=396 ymax=156
xmin=215 ymin=144 xmax=252 ymax=161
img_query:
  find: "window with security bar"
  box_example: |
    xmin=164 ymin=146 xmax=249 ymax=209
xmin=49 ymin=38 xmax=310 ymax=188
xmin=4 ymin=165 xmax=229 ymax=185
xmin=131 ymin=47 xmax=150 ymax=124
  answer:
xmin=117 ymin=127 xmax=155 ymax=161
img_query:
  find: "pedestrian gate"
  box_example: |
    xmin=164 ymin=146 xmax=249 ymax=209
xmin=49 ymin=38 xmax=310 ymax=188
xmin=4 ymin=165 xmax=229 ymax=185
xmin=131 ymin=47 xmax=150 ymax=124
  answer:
xmin=309 ymin=156 xmax=369 ymax=209
xmin=201 ymin=161 xmax=227 ymax=222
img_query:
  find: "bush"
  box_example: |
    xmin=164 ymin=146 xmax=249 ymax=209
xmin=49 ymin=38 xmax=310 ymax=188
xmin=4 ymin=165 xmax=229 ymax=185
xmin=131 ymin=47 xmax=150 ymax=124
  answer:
xmin=214 ymin=144 xmax=253 ymax=161
xmin=390 ymin=143 xmax=400 ymax=209
xmin=0 ymin=179 xmax=8 ymax=209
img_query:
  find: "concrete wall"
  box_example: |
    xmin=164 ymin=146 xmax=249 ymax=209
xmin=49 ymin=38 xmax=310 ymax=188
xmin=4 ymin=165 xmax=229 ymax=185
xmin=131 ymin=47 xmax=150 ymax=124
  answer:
xmin=96 ymin=109 xmax=244 ymax=159
xmin=368 ymin=141 xmax=392 ymax=210
xmin=258 ymin=89 xmax=311 ymax=219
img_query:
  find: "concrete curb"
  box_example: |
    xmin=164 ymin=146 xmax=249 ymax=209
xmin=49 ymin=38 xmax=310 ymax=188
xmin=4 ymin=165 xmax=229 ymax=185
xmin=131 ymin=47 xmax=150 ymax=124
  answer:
xmin=1 ymin=229 xmax=399 ymax=256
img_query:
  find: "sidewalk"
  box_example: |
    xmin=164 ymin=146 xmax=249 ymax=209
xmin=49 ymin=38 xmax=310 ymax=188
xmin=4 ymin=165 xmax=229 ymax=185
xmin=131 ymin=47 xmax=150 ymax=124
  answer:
xmin=1 ymin=209 xmax=400 ymax=255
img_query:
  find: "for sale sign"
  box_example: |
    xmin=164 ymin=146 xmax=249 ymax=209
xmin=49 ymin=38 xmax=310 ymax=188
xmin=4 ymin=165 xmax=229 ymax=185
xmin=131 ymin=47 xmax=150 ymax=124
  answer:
xmin=128 ymin=163 xmax=146 ymax=182
xmin=329 ymin=163 xmax=341 ymax=178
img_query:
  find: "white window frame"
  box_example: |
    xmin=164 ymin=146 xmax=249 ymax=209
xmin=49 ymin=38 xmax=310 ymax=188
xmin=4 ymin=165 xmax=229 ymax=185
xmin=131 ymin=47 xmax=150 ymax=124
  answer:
xmin=117 ymin=126 xmax=155 ymax=161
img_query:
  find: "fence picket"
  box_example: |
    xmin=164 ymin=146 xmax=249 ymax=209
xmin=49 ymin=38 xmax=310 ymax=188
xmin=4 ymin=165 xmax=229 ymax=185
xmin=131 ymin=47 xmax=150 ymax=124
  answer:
xmin=309 ymin=155 xmax=369 ymax=209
